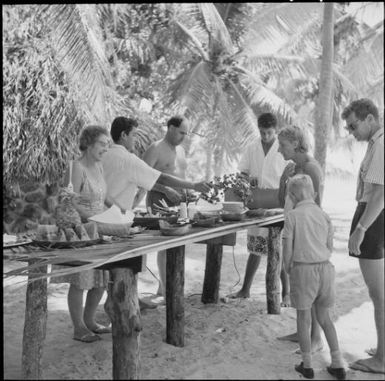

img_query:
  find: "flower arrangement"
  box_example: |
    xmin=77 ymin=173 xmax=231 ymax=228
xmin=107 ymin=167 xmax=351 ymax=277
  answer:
xmin=199 ymin=173 xmax=253 ymax=205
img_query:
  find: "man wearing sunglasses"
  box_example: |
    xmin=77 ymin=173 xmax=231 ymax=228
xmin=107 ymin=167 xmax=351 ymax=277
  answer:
xmin=341 ymin=98 xmax=384 ymax=375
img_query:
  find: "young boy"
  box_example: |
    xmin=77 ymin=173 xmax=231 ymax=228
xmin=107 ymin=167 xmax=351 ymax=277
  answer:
xmin=282 ymin=174 xmax=346 ymax=380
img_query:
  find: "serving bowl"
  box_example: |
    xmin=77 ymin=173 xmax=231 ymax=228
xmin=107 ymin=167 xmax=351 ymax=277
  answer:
xmin=221 ymin=210 xmax=248 ymax=221
xmin=159 ymin=220 xmax=192 ymax=236
xmin=222 ymin=201 xmax=245 ymax=214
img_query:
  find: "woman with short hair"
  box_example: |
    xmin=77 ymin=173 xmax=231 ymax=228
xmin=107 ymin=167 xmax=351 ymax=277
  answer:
xmin=51 ymin=125 xmax=112 ymax=343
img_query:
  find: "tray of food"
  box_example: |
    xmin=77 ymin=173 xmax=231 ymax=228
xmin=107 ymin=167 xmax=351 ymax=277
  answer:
xmin=159 ymin=220 xmax=192 ymax=236
xmin=132 ymin=214 xmax=178 ymax=229
xmin=192 ymin=212 xmax=222 ymax=227
xmin=221 ymin=210 xmax=248 ymax=221
xmin=3 ymin=234 xmax=33 ymax=248
xmin=31 ymin=222 xmax=102 ymax=249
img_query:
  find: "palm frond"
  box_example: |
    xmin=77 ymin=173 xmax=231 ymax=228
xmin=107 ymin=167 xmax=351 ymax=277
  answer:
xmin=46 ymin=4 xmax=115 ymax=125
xmin=173 ymin=20 xmax=209 ymax=60
xmin=167 ymin=61 xmax=214 ymax=117
xmin=243 ymin=3 xmax=323 ymax=53
xmin=343 ymin=27 xmax=383 ymax=102
xmin=235 ymin=66 xmax=298 ymax=124
xmin=197 ymin=3 xmax=234 ymax=53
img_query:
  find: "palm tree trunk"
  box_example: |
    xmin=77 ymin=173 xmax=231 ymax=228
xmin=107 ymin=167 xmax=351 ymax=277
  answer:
xmin=314 ymin=3 xmax=334 ymax=175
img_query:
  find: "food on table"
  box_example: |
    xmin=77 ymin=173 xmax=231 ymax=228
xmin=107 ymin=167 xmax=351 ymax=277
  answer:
xmin=64 ymin=227 xmax=80 ymax=242
xmin=83 ymin=221 xmax=99 ymax=240
xmin=56 ymin=229 xmax=67 ymax=242
xmin=74 ymin=224 xmax=91 ymax=241
xmin=37 ymin=224 xmax=59 ymax=241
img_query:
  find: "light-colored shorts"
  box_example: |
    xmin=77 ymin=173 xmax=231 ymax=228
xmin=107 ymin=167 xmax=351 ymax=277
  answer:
xmin=247 ymin=226 xmax=268 ymax=256
xmin=289 ymin=260 xmax=335 ymax=310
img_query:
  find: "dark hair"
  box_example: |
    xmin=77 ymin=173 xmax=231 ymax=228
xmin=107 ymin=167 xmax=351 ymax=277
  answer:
xmin=341 ymin=98 xmax=379 ymax=121
xmin=110 ymin=117 xmax=138 ymax=142
xmin=258 ymin=113 xmax=277 ymax=129
xmin=167 ymin=115 xmax=185 ymax=129
xmin=79 ymin=125 xmax=109 ymax=152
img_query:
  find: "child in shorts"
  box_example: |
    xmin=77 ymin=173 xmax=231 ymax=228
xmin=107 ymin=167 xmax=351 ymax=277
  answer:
xmin=282 ymin=174 xmax=346 ymax=380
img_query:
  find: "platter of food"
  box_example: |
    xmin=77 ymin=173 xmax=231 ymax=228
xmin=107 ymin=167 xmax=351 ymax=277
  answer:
xmin=132 ymin=215 xmax=178 ymax=229
xmin=221 ymin=210 xmax=248 ymax=221
xmin=159 ymin=220 xmax=192 ymax=236
xmin=192 ymin=213 xmax=222 ymax=227
xmin=30 ymin=221 xmax=102 ymax=249
xmin=3 ymin=234 xmax=32 ymax=249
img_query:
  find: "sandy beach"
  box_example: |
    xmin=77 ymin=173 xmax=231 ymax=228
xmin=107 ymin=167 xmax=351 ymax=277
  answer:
xmin=3 ymin=176 xmax=385 ymax=380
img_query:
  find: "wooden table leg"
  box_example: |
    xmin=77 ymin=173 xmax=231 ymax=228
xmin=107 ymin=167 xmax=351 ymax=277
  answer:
xmin=165 ymin=245 xmax=185 ymax=347
xmin=201 ymin=243 xmax=223 ymax=304
xmin=266 ymin=226 xmax=282 ymax=314
xmin=22 ymin=259 xmax=48 ymax=380
xmin=105 ymin=268 xmax=142 ymax=379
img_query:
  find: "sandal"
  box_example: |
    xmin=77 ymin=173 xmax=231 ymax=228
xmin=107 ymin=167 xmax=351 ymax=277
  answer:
xmin=73 ymin=333 xmax=101 ymax=343
xmin=91 ymin=324 xmax=112 ymax=334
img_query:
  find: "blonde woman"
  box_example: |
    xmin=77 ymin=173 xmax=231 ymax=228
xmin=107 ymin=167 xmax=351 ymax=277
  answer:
xmin=51 ymin=125 xmax=111 ymax=343
xmin=276 ymin=125 xmax=324 ymax=355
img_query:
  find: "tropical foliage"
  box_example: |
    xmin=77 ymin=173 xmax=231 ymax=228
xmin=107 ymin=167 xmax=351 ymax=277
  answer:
xmin=3 ymin=3 xmax=383 ymax=187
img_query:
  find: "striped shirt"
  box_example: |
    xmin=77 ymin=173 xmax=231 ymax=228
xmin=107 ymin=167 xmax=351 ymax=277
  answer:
xmin=356 ymin=128 xmax=384 ymax=202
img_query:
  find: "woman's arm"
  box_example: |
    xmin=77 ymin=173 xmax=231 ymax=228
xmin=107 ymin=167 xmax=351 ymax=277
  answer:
xmin=304 ymin=161 xmax=323 ymax=206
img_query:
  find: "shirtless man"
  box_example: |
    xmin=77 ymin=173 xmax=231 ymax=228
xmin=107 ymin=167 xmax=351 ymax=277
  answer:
xmin=142 ymin=115 xmax=189 ymax=297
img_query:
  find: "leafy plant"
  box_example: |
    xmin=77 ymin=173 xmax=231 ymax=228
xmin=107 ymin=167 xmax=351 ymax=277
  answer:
xmin=200 ymin=173 xmax=252 ymax=205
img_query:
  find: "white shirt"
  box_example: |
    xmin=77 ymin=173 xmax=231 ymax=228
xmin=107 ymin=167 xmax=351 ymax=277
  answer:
xmin=238 ymin=138 xmax=288 ymax=189
xmin=356 ymin=128 xmax=384 ymax=202
xmin=102 ymin=144 xmax=161 ymax=211
xmin=239 ymin=138 xmax=288 ymax=238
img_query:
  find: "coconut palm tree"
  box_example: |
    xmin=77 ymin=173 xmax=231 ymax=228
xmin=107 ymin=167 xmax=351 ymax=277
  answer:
xmin=166 ymin=3 xmax=367 ymax=176
xmin=314 ymin=3 xmax=335 ymax=173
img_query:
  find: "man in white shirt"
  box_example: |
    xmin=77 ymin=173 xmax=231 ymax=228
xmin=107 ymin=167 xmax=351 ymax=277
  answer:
xmin=102 ymin=116 xmax=211 ymax=308
xmin=102 ymin=117 xmax=210 ymax=212
xmin=342 ymin=99 xmax=384 ymax=375
xmin=227 ymin=113 xmax=289 ymax=301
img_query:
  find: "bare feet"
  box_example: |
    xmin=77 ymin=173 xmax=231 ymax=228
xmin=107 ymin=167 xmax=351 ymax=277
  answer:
xmin=365 ymin=348 xmax=376 ymax=356
xmin=281 ymin=295 xmax=291 ymax=307
xmin=226 ymin=290 xmax=250 ymax=299
xmin=139 ymin=298 xmax=158 ymax=311
xmin=73 ymin=326 xmax=100 ymax=342
xmin=156 ymin=285 xmax=163 ymax=297
xmin=277 ymin=332 xmax=298 ymax=342
xmin=349 ymin=357 xmax=385 ymax=374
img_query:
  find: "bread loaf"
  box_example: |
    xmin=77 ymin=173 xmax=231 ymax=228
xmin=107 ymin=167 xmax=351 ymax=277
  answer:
xmin=75 ymin=224 xmax=91 ymax=241
xmin=83 ymin=221 xmax=99 ymax=240
xmin=64 ymin=228 xmax=80 ymax=242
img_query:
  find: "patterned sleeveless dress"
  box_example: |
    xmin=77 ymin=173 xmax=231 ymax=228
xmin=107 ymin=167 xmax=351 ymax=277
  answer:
xmin=51 ymin=161 xmax=109 ymax=290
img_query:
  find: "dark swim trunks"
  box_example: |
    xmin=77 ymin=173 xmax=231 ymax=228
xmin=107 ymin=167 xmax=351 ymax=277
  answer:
xmin=349 ymin=202 xmax=384 ymax=259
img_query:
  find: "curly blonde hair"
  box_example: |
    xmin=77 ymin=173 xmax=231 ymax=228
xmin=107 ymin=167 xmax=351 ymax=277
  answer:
xmin=79 ymin=125 xmax=109 ymax=152
xmin=278 ymin=125 xmax=309 ymax=153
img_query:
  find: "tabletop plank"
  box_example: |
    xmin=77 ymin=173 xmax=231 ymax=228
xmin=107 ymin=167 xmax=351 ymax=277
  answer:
xmin=3 ymin=215 xmax=284 ymax=281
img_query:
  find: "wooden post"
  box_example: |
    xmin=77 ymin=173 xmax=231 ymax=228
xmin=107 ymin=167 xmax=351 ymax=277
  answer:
xmin=166 ymin=246 xmax=185 ymax=347
xmin=201 ymin=243 xmax=223 ymax=304
xmin=266 ymin=227 xmax=282 ymax=314
xmin=22 ymin=259 xmax=48 ymax=380
xmin=105 ymin=268 xmax=142 ymax=380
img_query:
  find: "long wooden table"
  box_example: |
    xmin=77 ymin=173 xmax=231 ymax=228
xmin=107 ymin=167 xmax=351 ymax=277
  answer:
xmin=4 ymin=214 xmax=283 ymax=380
